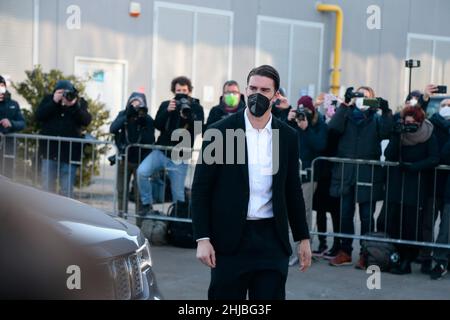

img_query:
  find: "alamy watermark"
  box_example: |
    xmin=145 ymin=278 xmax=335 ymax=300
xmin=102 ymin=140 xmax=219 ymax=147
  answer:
xmin=367 ymin=5 xmax=381 ymax=30
xmin=366 ymin=265 xmax=381 ymax=290
xmin=66 ymin=265 xmax=81 ymax=290
xmin=66 ymin=5 xmax=81 ymax=30
xmin=170 ymin=121 xmax=280 ymax=175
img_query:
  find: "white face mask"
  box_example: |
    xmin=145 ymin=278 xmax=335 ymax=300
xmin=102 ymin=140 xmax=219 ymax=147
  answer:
xmin=0 ymin=87 xmax=6 ymax=95
xmin=355 ymin=98 xmax=369 ymax=111
xmin=439 ymin=106 xmax=450 ymax=119
xmin=409 ymin=98 xmax=418 ymax=107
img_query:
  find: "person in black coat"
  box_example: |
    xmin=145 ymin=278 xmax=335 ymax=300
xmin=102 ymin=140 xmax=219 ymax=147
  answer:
xmin=382 ymin=106 xmax=439 ymax=275
xmin=137 ymin=76 xmax=204 ymax=216
xmin=428 ymin=99 xmax=450 ymax=279
xmin=0 ymin=75 xmax=26 ymax=177
xmin=418 ymin=100 xmax=450 ymax=273
xmin=286 ymin=95 xmax=328 ymax=258
xmin=271 ymin=87 xmax=291 ymax=122
xmin=192 ymin=65 xmax=311 ymax=300
xmin=327 ymin=86 xmax=393 ymax=268
xmin=35 ymin=80 xmax=92 ymax=197
xmin=206 ymin=80 xmax=245 ymax=128
xmin=110 ymin=92 xmax=155 ymax=219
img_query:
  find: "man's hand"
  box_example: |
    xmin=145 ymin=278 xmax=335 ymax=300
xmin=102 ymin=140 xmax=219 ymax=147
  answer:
xmin=296 ymin=118 xmax=308 ymax=131
xmin=297 ymin=240 xmax=312 ymax=272
xmin=287 ymin=109 xmax=297 ymax=121
xmin=0 ymin=119 xmax=12 ymax=128
xmin=277 ymin=97 xmax=290 ymax=110
xmin=196 ymin=239 xmax=216 ymax=268
xmin=168 ymin=99 xmax=177 ymax=112
xmin=424 ymin=84 xmax=438 ymax=101
xmin=53 ymin=90 xmax=64 ymax=104
xmin=314 ymin=93 xmax=325 ymax=107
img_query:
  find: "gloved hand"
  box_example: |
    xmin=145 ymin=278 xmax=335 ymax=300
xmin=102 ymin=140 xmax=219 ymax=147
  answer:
xmin=377 ymin=97 xmax=390 ymax=112
xmin=344 ymin=87 xmax=354 ymax=104
xmin=126 ymin=106 xmax=138 ymax=118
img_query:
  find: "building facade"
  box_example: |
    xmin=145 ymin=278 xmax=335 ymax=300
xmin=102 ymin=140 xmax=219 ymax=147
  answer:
xmin=1 ymin=0 xmax=449 ymax=119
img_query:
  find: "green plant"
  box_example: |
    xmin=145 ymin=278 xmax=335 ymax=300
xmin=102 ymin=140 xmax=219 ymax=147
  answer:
xmin=12 ymin=65 xmax=110 ymax=187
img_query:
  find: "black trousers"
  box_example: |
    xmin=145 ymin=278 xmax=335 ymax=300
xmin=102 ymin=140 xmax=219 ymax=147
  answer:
xmin=208 ymin=218 xmax=289 ymax=300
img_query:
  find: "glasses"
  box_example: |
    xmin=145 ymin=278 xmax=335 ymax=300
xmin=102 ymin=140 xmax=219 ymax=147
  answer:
xmin=441 ymin=104 xmax=450 ymax=108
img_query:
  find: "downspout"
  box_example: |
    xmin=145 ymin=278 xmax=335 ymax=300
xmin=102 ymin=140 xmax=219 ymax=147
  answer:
xmin=316 ymin=3 xmax=343 ymax=96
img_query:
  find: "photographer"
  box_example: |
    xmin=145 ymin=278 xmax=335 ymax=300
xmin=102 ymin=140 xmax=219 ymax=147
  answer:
xmin=0 ymin=75 xmax=26 ymax=177
xmin=110 ymin=92 xmax=155 ymax=220
xmin=405 ymin=84 xmax=441 ymax=111
xmin=137 ymin=76 xmax=204 ymax=216
xmin=206 ymin=80 xmax=246 ymax=128
xmin=287 ymin=95 xmax=328 ymax=259
xmin=426 ymin=99 xmax=450 ymax=279
xmin=35 ymin=80 xmax=92 ymax=197
xmin=271 ymin=87 xmax=291 ymax=122
xmin=328 ymin=86 xmax=393 ymax=268
xmin=383 ymin=106 xmax=439 ymax=275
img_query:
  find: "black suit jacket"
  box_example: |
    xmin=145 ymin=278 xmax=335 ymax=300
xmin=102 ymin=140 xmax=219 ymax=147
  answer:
xmin=191 ymin=109 xmax=309 ymax=256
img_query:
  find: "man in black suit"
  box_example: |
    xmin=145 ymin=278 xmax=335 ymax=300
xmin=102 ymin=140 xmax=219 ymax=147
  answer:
xmin=192 ymin=65 xmax=311 ymax=300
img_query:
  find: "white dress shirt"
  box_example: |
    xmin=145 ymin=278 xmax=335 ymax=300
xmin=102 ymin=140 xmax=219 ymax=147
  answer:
xmin=244 ymin=109 xmax=274 ymax=220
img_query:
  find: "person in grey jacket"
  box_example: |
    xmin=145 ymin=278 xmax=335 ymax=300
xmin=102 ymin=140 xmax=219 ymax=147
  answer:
xmin=328 ymin=86 xmax=394 ymax=268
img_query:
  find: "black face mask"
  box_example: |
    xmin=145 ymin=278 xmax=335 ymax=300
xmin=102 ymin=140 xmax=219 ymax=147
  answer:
xmin=403 ymin=123 xmax=420 ymax=133
xmin=247 ymin=93 xmax=273 ymax=118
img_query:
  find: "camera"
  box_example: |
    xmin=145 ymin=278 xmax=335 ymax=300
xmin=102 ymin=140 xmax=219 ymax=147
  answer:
xmin=295 ymin=105 xmax=307 ymax=121
xmin=63 ymin=89 xmax=78 ymax=101
xmin=273 ymin=99 xmax=282 ymax=108
xmin=405 ymin=59 xmax=421 ymax=68
xmin=108 ymin=154 xmax=117 ymax=166
xmin=436 ymin=85 xmax=447 ymax=94
xmin=175 ymin=93 xmax=192 ymax=119
xmin=349 ymin=91 xmax=364 ymax=99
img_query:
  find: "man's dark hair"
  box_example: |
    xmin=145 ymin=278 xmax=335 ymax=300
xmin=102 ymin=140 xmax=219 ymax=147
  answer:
xmin=222 ymin=80 xmax=240 ymax=93
xmin=171 ymin=76 xmax=193 ymax=93
xmin=247 ymin=65 xmax=280 ymax=92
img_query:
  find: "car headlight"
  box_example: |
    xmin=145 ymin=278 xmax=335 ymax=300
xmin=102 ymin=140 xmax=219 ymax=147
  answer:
xmin=136 ymin=239 xmax=152 ymax=269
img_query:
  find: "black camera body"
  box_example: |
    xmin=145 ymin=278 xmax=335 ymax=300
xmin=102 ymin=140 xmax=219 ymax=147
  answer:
xmin=273 ymin=99 xmax=282 ymax=108
xmin=63 ymin=89 xmax=78 ymax=101
xmin=295 ymin=105 xmax=307 ymax=121
xmin=350 ymin=91 xmax=364 ymax=99
xmin=175 ymin=94 xmax=192 ymax=119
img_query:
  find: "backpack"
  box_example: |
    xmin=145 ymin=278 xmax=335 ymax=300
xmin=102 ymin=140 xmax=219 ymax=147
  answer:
xmin=361 ymin=232 xmax=400 ymax=272
xmin=140 ymin=211 xmax=168 ymax=246
xmin=166 ymin=200 xmax=196 ymax=249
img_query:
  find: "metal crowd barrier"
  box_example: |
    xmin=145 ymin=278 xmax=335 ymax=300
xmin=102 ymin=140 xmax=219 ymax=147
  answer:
xmin=0 ymin=133 xmax=119 ymax=214
xmin=118 ymin=143 xmax=200 ymax=223
xmin=309 ymin=156 xmax=450 ymax=250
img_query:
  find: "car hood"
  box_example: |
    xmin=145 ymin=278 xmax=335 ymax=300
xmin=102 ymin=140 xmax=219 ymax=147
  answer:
xmin=0 ymin=176 xmax=144 ymax=260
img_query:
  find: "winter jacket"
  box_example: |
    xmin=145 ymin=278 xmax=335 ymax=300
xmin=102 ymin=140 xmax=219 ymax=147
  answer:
xmin=35 ymin=95 xmax=92 ymax=163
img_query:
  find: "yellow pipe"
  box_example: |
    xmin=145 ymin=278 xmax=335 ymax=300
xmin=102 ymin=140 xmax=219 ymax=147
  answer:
xmin=316 ymin=3 xmax=343 ymax=96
